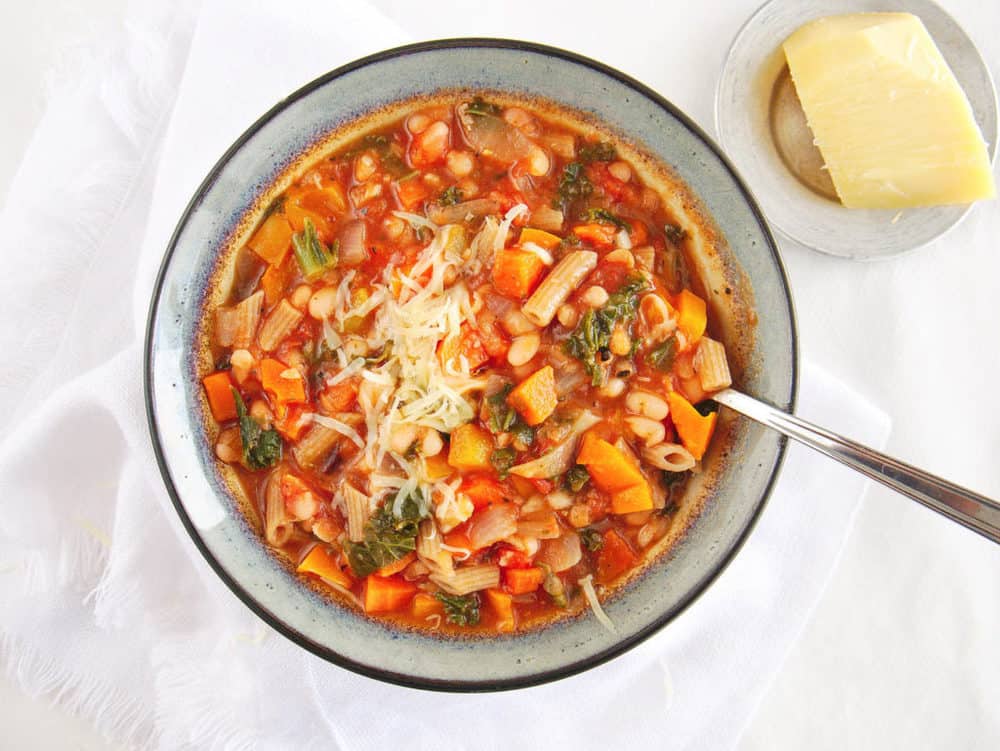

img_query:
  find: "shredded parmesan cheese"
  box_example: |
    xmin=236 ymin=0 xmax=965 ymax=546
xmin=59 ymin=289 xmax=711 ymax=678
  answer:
xmin=310 ymin=414 xmax=365 ymax=448
xmin=579 ymin=574 xmax=617 ymax=634
xmin=494 ymin=203 xmax=528 ymax=253
xmin=520 ymin=241 xmax=555 ymax=265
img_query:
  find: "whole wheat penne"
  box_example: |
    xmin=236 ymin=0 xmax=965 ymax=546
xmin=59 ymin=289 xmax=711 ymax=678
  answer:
xmin=521 ymin=250 xmax=597 ymax=327
xmin=264 ymin=471 xmax=292 ymax=547
xmin=693 ymin=336 xmax=732 ymax=391
xmin=258 ymin=298 xmax=303 ymax=352
xmin=216 ymin=290 xmax=263 ymax=348
xmin=417 ymin=519 xmax=453 ymax=576
xmin=342 ymin=482 xmax=369 ymax=543
xmin=642 ymin=442 xmax=696 ymax=472
xmin=292 ymin=423 xmax=341 ymax=469
xmin=430 ymin=563 xmax=501 ymax=595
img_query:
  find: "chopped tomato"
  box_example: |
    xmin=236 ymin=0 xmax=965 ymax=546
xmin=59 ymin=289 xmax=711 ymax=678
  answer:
xmin=460 ymin=474 xmax=506 ymax=509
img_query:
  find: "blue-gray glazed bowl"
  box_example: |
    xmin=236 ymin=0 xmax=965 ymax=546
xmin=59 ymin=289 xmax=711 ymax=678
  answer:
xmin=145 ymin=39 xmax=797 ymax=691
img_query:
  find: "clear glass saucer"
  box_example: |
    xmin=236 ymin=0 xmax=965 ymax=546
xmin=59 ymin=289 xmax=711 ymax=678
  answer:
xmin=715 ymin=0 xmax=997 ymax=259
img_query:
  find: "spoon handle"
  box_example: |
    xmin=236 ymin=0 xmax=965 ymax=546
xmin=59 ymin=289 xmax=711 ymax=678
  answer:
xmin=713 ymin=389 xmax=1000 ymax=545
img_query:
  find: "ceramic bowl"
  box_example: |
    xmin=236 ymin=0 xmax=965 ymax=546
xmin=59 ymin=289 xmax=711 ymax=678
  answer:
xmin=145 ymin=39 xmax=797 ymax=691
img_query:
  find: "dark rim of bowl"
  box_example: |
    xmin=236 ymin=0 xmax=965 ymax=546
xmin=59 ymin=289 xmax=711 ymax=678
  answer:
xmin=143 ymin=37 xmax=799 ymax=693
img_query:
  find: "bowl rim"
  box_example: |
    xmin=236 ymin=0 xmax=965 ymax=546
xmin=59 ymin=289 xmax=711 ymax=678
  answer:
xmin=143 ymin=37 xmax=799 ymax=693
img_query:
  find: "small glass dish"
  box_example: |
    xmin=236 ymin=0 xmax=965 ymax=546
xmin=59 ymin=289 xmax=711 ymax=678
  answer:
xmin=715 ymin=0 xmax=998 ymax=259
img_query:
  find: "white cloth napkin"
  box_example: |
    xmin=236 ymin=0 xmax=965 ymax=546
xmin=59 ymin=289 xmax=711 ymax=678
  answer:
xmin=0 ymin=1 xmax=890 ymax=749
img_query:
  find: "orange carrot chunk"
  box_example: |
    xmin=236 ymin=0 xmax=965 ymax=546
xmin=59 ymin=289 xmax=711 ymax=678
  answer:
xmin=675 ymin=289 xmax=707 ymax=345
xmin=395 ymin=178 xmax=431 ymax=210
xmin=491 ymin=248 xmax=547 ymax=298
xmin=572 ymin=223 xmax=617 ymax=248
xmin=202 ymin=371 xmax=238 ymax=422
xmin=248 ymin=212 xmax=294 ymax=266
xmin=504 ymin=566 xmax=545 ymax=594
xmin=486 ymin=588 xmax=516 ymax=633
xmin=448 ymin=423 xmax=495 ymax=471
xmin=364 ymin=575 xmax=418 ymax=614
xmin=506 ymin=365 xmax=558 ymax=426
xmin=666 ymin=391 xmax=717 ymax=461
xmin=412 ymin=592 xmax=445 ymax=620
xmin=460 ymin=474 xmax=506 ymax=509
xmin=518 ymin=227 xmax=562 ymax=250
xmin=297 ymin=545 xmax=353 ymax=589
xmin=611 ymin=483 xmax=654 ymax=515
xmin=576 ymin=433 xmax=646 ymax=492
xmin=596 ymin=529 xmax=637 ymax=583
xmin=259 ymin=358 xmax=306 ymax=404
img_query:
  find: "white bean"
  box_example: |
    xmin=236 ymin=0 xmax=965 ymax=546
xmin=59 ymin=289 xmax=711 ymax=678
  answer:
xmin=290 ymin=284 xmax=312 ymax=310
xmin=390 ymin=423 xmax=419 ymax=454
xmin=215 ymin=440 xmax=240 ymax=463
xmin=230 ymin=349 xmax=254 ymax=383
xmin=407 ymin=112 xmax=430 ymax=134
xmin=625 ymin=415 xmax=666 ymax=447
xmin=421 ymin=429 xmax=444 ymax=457
xmin=604 ymin=248 xmax=635 ymax=268
xmin=501 ymin=309 xmax=539 ymax=336
xmin=556 ymin=303 xmax=579 ymax=328
xmin=598 ymin=377 xmax=626 ymax=398
xmin=625 ymin=390 xmax=669 ymax=420
xmin=354 ymin=153 xmax=377 ymax=182
xmin=527 ymin=147 xmax=550 ymax=177
xmin=610 ymin=325 xmax=631 ymax=356
xmin=446 ymin=149 xmax=474 ymax=177
xmin=608 ymin=160 xmax=632 ymax=182
xmin=507 ymin=332 xmax=541 ymax=367
xmin=581 ymin=285 xmax=609 ymax=308
xmin=308 ymin=286 xmax=339 ymax=320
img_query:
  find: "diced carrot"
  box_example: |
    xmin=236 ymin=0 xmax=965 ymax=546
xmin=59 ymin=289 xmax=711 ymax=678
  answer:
xmin=460 ymin=474 xmax=506 ymax=509
xmin=576 ymin=433 xmax=645 ymax=492
xmin=596 ymin=529 xmax=637 ymax=583
xmin=364 ymin=575 xmax=418 ymax=614
xmin=284 ymin=199 xmax=334 ymax=240
xmin=376 ymin=551 xmax=416 ymax=578
xmin=297 ymin=545 xmax=353 ymax=589
xmin=319 ymin=380 xmax=358 ymax=413
xmin=675 ymin=289 xmax=707 ymax=345
xmin=611 ymin=483 xmax=654 ymax=515
xmin=491 ymin=248 xmax=547 ymax=298
xmin=504 ymin=566 xmax=545 ymax=595
xmin=299 ymin=184 xmax=347 ymax=215
xmin=439 ymin=323 xmax=489 ymax=372
xmin=395 ymin=178 xmax=431 ymax=210
xmin=443 ymin=526 xmax=473 ymax=552
xmin=202 ymin=371 xmax=237 ymax=422
xmin=666 ymin=391 xmax=717 ymax=461
xmin=447 ymin=423 xmax=495 ymax=471
xmin=519 ymin=227 xmax=562 ymax=250
xmin=629 ymin=220 xmax=649 ymax=246
xmin=260 ymin=257 xmax=295 ymax=307
xmin=248 ymin=212 xmax=293 ymax=266
xmin=486 ymin=588 xmax=516 ymax=633
xmin=412 ymin=591 xmax=445 ymax=620
xmin=274 ymin=403 xmax=310 ymax=441
xmin=424 ymin=453 xmax=453 ymax=481
xmin=506 ymin=365 xmax=558 ymax=426
xmin=572 ymin=223 xmax=617 ymax=248
xmin=259 ymin=358 xmax=306 ymax=404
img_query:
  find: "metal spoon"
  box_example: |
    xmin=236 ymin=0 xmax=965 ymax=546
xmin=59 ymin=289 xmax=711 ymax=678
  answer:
xmin=713 ymin=389 xmax=1000 ymax=545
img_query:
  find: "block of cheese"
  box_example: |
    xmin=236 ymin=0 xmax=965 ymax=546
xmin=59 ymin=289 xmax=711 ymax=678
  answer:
xmin=783 ymin=13 xmax=995 ymax=209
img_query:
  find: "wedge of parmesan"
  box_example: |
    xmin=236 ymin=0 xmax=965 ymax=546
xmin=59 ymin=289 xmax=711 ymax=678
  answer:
xmin=783 ymin=13 xmax=995 ymax=208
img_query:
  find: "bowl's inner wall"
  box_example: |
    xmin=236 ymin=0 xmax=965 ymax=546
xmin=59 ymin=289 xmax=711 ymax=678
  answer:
xmin=149 ymin=42 xmax=795 ymax=689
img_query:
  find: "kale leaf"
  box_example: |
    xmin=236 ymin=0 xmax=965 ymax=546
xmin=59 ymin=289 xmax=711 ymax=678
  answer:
xmin=465 ymin=96 xmax=502 ymax=117
xmin=580 ymin=527 xmax=604 ymax=552
xmin=564 ymin=275 xmax=649 ymax=385
xmin=645 ymin=335 xmax=678 ymax=372
xmin=490 ymin=447 xmax=517 ymax=478
xmin=563 ymin=464 xmax=591 ymax=493
xmin=232 ymin=388 xmax=282 ymax=470
xmin=439 ymin=185 xmax=463 ymax=206
xmin=344 ymin=489 xmax=429 ymax=577
xmin=292 ymin=218 xmax=337 ymax=280
xmin=579 ymin=207 xmax=630 ymax=231
xmin=553 ymin=162 xmax=593 ymax=212
xmin=577 ymin=141 xmax=617 ymax=164
xmin=435 ymin=592 xmax=481 ymax=626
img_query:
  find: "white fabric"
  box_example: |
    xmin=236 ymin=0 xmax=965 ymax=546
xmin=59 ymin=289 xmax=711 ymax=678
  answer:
xmin=1 ymin=0 xmax=906 ymax=748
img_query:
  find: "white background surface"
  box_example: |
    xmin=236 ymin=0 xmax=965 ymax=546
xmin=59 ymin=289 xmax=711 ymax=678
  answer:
xmin=1 ymin=0 xmax=997 ymax=749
